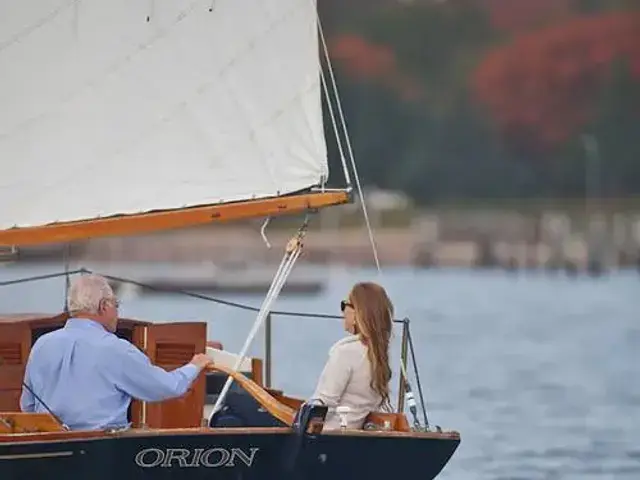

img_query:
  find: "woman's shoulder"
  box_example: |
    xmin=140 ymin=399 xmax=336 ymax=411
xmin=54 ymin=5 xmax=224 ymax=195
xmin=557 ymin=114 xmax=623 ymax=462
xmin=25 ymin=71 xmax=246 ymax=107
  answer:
xmin=329 ymin=335 xmax=366 ymax=357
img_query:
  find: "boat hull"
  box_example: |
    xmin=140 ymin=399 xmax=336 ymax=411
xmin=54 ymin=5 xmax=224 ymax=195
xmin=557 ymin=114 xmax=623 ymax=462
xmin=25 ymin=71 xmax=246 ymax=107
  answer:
xmin=0 ymin=429 xmax=459 ymax=480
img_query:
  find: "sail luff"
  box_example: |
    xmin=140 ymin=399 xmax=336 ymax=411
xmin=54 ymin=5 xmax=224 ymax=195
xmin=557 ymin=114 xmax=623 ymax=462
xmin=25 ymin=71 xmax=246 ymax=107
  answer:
xmin=0 ymin=0 xmax=335 ymax=235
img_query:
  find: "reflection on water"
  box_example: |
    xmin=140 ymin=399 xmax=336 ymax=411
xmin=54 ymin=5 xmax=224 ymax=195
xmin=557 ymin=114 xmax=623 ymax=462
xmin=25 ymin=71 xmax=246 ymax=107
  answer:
xmin=1 ymin=263 xmax=638 ymax=479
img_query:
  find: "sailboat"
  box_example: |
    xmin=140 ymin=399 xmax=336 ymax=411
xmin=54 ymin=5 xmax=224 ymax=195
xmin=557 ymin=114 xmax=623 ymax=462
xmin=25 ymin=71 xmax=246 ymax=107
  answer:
xmin=0 ymin=0 xmax=460 ymax=478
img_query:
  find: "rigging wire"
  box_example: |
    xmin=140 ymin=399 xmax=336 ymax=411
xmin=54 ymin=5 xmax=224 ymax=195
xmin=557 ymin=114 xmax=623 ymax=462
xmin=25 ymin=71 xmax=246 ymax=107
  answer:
xmin=314 ymin=1 xmax=380 ymax=271
xmin=0 ymin=267 xmax=409 ymax=325
xmin=407 ymin=325 xmax=430 ymax=428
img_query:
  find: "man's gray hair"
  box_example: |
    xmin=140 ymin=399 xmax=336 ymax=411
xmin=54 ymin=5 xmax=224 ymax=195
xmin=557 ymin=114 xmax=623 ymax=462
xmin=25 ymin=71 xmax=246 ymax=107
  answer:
xmin=67 ymin=274 xmax=115 ymax=315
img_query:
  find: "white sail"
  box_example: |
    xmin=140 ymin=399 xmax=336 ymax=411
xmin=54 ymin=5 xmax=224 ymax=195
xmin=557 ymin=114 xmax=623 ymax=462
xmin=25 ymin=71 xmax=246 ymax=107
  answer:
xmin=0 ymin=0 xmax=328 ymax=230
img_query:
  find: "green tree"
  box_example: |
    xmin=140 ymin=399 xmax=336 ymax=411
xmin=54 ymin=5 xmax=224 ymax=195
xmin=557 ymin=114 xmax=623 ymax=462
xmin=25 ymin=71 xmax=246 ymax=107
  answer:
xmin=585 ymin=59 xmax=640 ymax=195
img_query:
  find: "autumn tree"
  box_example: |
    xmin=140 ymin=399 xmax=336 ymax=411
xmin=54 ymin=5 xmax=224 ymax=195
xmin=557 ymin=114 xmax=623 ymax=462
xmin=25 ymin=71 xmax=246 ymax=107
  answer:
xmin=320 ymin=0 xmax=640 ymax=201
xmin=472 ymin=12 xmax=640 ymax=155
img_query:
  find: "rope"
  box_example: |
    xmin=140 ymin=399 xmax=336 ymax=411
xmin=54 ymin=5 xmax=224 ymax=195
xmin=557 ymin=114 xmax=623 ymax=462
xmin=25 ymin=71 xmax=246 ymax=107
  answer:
xmin=0 ymin=269 xmax=87 ymax=287
xmin=207 ymin=224 xmax=307 ymax=424
xmin=0 ymin=267 xmax=408 ymax=324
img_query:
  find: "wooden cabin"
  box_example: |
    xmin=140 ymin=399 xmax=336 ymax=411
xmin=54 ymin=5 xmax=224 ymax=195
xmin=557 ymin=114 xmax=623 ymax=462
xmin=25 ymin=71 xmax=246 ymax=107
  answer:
xmin=0 ymin=313 xmax=263 ymax=428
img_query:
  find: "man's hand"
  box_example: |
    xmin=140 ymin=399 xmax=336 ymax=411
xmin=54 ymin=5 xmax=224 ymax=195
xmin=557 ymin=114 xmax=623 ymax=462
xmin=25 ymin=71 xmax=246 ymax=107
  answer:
xmin=190 ymin=353 xmax=213 ymax=370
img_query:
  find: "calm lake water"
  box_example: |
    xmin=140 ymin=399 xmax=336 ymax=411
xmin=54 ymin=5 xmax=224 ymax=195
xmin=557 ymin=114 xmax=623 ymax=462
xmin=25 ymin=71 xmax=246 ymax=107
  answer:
xmin=1 ymin=262 xmax=638 ymax=480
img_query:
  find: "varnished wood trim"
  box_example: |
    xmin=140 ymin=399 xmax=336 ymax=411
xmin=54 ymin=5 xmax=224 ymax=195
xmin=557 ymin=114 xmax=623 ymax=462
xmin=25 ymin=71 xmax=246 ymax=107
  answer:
xmin=267 ymin=391 xmax=305 ymax=411
xmin=365 ymin=412 xmax=411 ymax=432
xmin=206 ymin=364 xmax=296 ymax=426
xmin=0 ymin=413 xmax=65 ymax=433
xmin=323 ymin=429 xmax=461 ymax=440
xmin=0 ymin=191 xmax=350 ymax=247
xmin=119 ymin=427 xmax=292 ymax=437
xmin=251 ymin=358 xmax=263 ymax=387
xmin=265 ymin=388 xmax=283 ymax=396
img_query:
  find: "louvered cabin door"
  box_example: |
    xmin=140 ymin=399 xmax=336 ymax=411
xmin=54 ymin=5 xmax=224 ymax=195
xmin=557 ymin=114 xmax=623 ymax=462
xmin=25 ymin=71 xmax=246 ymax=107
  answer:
xmin=130 ymin=322 xmax=206 ymax=429
xmin=0 ymin=323 xmax=31 ymax=411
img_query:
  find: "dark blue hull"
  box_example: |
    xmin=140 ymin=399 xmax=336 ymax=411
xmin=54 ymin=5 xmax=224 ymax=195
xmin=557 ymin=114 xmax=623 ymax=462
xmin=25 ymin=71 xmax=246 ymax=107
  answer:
xmin=0 ymin=429 xmax=459 ymax=480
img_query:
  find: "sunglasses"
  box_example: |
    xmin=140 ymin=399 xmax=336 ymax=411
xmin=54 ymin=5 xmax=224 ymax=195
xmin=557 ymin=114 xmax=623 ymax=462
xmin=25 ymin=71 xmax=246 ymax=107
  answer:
xmin=340 ymin=300 xmax=353 ymax=312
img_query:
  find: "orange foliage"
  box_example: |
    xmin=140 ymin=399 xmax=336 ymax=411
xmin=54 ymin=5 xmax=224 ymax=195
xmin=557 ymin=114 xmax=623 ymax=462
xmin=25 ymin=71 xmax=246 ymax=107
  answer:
xmin=329 ymin=34 xmax=424 ymax=101
xmin=482 ymin=0 xmax=574 ymax=32
xmin=472 ymin=12 xmax=640 ymax=150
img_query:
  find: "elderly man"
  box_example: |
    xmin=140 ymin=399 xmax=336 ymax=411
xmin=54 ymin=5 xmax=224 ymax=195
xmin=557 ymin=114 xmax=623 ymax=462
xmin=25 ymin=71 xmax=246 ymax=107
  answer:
xmin=20 ymin=274 xmax=212 ymax=431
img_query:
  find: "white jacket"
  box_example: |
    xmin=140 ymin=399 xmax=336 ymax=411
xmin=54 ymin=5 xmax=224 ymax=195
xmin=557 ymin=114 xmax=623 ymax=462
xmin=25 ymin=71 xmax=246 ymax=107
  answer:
xmin=311 ymin=335 xmax=383 ymax=430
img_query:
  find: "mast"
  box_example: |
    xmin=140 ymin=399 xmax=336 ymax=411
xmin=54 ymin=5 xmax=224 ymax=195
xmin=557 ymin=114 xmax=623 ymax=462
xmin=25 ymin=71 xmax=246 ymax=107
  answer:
xmin=0 ymin=0 xmax=352 ymax=247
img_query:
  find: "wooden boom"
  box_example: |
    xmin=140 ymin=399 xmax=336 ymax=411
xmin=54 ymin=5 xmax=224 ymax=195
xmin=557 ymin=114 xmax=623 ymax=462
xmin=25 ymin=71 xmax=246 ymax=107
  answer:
xmin=0 ymin=190 xmax=350 ymax=247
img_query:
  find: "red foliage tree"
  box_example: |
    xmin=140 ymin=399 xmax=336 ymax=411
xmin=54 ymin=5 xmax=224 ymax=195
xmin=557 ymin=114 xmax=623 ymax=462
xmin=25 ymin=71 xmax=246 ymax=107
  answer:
xmin=472 ymin=12 xmax=640 ymax=151
xmin=329 ymin=34 xmax=424 ymax=101
xmin=482 ymin=0 xmax=574 ymax=32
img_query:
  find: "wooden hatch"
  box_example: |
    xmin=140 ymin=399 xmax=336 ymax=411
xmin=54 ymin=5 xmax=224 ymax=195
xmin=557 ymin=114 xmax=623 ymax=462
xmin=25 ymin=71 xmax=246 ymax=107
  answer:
xmin=0 ymin=314 xmax=69 ymax=412
xmin=0 ymin=320 xmax=31 ymax=411
xmin=131 ymin=322 xmax=207 ymax=428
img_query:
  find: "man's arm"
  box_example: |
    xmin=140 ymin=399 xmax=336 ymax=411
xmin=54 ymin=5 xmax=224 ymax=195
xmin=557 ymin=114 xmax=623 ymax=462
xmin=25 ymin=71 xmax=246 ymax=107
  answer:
xmin=109 ymin=340 xmax=207 ymax=403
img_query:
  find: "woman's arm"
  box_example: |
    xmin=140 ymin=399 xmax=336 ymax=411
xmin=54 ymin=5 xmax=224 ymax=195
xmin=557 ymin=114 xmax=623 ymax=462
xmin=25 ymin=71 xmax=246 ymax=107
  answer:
xmin=311 ymin=348 xmax=352 ymax=408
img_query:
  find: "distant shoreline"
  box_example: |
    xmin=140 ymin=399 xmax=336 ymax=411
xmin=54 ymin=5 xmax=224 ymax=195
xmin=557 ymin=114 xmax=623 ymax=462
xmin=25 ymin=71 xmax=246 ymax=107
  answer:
xmin=7 ymin=223 xmax=639 ymax=274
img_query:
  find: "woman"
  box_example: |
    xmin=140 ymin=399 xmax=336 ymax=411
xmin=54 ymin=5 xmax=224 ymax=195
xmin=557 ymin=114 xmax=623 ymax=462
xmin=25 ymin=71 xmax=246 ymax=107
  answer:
xmin=311 ymin=282 xmax=393 ymax=430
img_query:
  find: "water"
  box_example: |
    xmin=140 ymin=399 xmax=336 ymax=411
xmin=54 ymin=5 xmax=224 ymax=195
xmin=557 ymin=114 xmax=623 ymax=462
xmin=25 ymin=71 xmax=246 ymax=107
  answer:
xmin=1 ymin=263 xmax=638 ymax=479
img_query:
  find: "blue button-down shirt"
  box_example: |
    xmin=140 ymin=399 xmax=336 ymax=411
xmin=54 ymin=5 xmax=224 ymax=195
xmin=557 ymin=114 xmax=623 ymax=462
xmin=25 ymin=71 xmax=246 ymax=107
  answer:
xmin=20 ymin=318 xmax=200 ymax=431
